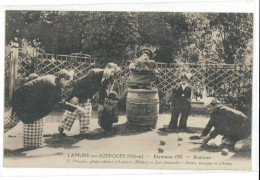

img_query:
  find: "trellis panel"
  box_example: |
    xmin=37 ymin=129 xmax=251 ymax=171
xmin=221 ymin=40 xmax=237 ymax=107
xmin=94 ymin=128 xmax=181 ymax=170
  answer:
xmin=17 ymin=48 xmax=252 ymax=103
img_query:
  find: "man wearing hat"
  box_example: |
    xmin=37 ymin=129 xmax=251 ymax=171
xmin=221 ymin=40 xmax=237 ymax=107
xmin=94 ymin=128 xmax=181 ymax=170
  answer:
xmin=4 ymin=69 xmax=75 ymax=148
xmin=200 ymin=98 xmax=251 ymax=152
xmin=98 ymin=91 xmax=119 ymax=133
xmin=166 ymin=74 xmax=192 ymax=132
xmin=138 ymin=48 xmax=153 ymax=61
xmin=58 ymin=63 xmax=121 ymax=136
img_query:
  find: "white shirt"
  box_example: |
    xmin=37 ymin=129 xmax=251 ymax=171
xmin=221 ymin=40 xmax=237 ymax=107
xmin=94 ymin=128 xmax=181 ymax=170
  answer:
xmin=181 ymin=84 xmax=188 ymax=90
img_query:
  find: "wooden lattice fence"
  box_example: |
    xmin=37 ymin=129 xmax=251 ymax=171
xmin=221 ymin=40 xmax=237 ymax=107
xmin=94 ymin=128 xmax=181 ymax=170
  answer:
xmin=113 ymin=62 xmax=253 ymax=104
xmin=17 ymin=48 xmax=96 ymax=99
xmin=13 ymin=47 xmax=252 ymax=106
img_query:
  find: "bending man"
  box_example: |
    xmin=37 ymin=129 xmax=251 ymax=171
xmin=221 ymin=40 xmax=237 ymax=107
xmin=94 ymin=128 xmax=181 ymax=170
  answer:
xmin=5 ymin=70 xmax=76 ymax=148
xmin=200 ymin=99 xmax=251 ymax=152
xmin=58 ymin=63 xmax=120 ymax=136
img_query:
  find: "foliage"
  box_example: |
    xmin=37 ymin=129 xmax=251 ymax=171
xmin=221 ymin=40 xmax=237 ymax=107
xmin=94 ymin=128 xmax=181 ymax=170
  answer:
xmin=177 ymin=13 xmax=222 ymax=63
xmin=80 ymin=12 xmax=140 ymax=66
xmin=5 ymin=11 xmax=253 ymax=65
xmin=137 ymin=12 xmax=190 ymax=62
xmin=207 ymin=13 xmax=253 ymax=64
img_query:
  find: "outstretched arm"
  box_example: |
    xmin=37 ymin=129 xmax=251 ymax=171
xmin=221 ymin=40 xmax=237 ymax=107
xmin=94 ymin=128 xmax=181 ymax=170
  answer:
xmin=201 ymin=114 xmax=215 ymax=137
xmin=200 ymin=129 xmax=219 ymax=147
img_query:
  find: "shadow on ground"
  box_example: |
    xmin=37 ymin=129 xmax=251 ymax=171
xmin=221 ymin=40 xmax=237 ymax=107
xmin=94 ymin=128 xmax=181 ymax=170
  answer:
xmin=79 ymin=123 xmax=154 ymax=139
xmin=44 ymin=133 xmax=80 ymax=149
xmin=157 ymin=126 xmax=203 ymax=136
xmin=4 ymin=147 xmax=63 ymax=158
xmin=230 ymin=151 xmax=251 ymax=159
xmin=44 ymin=123 xmax=155 ymax=145
xmin=4 ymin=148 xmax=28 ymax=158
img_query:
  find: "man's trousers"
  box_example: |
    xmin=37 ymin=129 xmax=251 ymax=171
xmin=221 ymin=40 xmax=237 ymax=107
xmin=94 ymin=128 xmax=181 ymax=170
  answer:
xmin=169 ymin=97 xmax=191 ymax=129
xmin=4 ymin=109 xmax=44 ymax=148
xmin=59 ymin=101 xmax=92 ymax=134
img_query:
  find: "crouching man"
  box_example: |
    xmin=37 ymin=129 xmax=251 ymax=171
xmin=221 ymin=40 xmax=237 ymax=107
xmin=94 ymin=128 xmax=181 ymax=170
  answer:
xmin=4 ymin=70 xmax=80 ymax=148
xmin=98 ymin=91 xmax=119 ymax=134
xmin=200 ymin=98 xmax=251 ymax=152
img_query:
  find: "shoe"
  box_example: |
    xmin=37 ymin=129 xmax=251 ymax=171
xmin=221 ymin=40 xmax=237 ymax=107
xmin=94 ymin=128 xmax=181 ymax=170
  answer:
xmin=104 ymin=130 xmax=114 ymax=136
xmin=184 ymin=128 xmax=196 ymax=134
xmin=163 ymin=125 xmax=175 ymax=129
xmin=164 ymin=127 xmax=174 ymax=132
xmin=164 ymin=127 xmax=179 ymax=133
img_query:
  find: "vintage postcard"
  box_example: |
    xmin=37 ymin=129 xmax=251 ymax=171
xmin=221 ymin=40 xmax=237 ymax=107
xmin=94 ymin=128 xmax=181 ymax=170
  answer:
xmin=3 ymin=9 xmax=255 ymax=170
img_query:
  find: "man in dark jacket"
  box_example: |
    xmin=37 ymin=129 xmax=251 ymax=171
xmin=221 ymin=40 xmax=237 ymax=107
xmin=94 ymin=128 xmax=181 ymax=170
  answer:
xmin=4 ymin=69 xmax=74 ymax=148
xmin=166 ymin=74 xmax=192 ymax=132
xmin=58 ymin=63 xmax=120 ymax=136
xmin=200 ymin=99 xmax=251 ymax=151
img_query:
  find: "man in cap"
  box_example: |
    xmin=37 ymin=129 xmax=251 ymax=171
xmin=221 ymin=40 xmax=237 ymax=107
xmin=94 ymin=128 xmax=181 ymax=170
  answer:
xmin=138 ymin=48 xmax=153 ymax=61
xmin=4 ymin=69 xmax=75 ymax=148
xmin=200 ymin=98 xmax=251 ymax=152
xmin=58 ymin=62 xmax=121 ymax=136
xmin=166 ymin=74 xmax=192 ymax=132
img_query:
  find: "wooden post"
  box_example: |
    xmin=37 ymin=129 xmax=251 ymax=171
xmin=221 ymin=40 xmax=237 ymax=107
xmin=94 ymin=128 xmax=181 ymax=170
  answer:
xmin=9 ymin=46 xmax=19 ymax=101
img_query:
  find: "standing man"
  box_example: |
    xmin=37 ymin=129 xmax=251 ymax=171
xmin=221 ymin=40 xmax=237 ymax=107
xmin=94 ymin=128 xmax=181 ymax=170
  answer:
xmin=4 ymin=70 xmax=75 ymax=148
xmin=166 ymin=74 xmax=192 ymax=132
xmin=200 ymin=99 xmax=251 ymax=152
xmin=58 ymin=63 xmax=120 ymax=136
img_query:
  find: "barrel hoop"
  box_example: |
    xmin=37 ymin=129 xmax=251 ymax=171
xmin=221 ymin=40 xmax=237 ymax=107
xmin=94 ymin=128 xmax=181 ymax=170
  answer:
xmin=127 ymin=88 xmax=158 ymax=93
xmin=126 ymin=114 xmax=158 ymax=119
xmin=127 ymin=102 xmax=159 ymax=105
xmin=126 ymin=121 xmax=156 ymax=127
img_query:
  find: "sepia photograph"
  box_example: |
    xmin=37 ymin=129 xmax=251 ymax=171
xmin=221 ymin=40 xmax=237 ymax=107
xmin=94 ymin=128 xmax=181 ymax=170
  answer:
xmin=2 ymin=9 xmax=256 ymax=170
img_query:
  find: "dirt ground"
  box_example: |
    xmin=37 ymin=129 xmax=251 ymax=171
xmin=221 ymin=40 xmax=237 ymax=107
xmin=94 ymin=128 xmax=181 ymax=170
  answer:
xmin=4 ymin=110 xmax=251 ymax=170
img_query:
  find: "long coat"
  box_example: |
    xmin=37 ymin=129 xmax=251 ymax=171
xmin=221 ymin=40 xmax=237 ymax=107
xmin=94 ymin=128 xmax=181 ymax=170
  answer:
xmin=68 ymin=68 xmax=113 ymax=104
xmin=10 ymin=75 xmax=68 ymax=123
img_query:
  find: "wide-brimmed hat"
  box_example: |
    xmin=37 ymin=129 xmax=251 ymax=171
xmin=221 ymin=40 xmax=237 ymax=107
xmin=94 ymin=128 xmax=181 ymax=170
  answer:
xmin=138 ymin=48 xmax=153 ymax=58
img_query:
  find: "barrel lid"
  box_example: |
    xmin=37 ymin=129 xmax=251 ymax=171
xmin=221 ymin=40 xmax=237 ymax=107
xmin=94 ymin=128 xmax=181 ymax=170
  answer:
xmin=127 ymin=88 xmax=158 ymax=93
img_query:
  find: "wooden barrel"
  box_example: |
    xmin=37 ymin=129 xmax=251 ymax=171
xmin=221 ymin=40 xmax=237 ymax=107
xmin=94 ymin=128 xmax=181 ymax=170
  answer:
xmin=126 ymin=88 xmax=159 ymax=128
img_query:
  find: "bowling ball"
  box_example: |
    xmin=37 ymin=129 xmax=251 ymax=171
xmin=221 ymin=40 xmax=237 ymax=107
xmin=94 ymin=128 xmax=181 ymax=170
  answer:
xmin=160 ymin=139 xmax=166 ymax=145
xmin=178 ymin=137 xmax=183 ymax=141
xmin=158 ymin=147 xmax=164 ymax=153
xmin=222 ymin=148 xmax=229 ymax=156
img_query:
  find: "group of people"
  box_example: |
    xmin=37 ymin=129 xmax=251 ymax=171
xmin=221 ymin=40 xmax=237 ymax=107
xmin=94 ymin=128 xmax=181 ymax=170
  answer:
xmin=5 ymin=62 xmax=121 ymax=148
xmin=4 ymin=49 xmax=251 ymax=153
xmin=164 ymin=74 xmax=251 ymax=152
